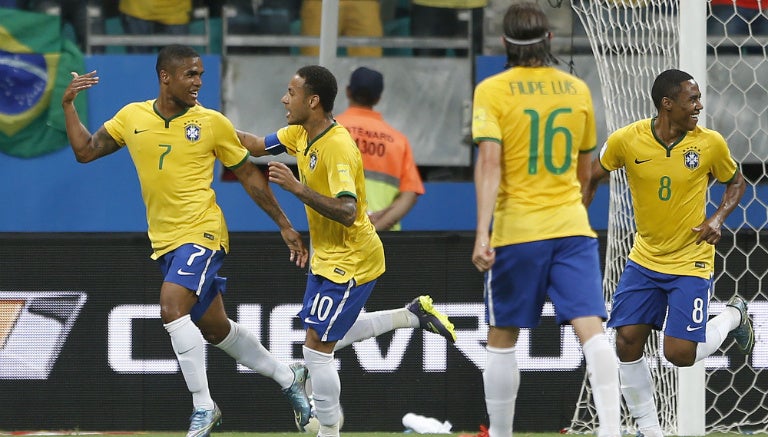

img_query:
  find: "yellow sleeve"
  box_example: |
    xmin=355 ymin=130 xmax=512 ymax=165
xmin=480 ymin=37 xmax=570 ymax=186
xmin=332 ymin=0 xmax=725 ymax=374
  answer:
xmin=709 ymin=131 xmax=738 ymax=183
xmin=472 ymin=79 xmax=502 ymax=144
xmin=599 ymin=129 xmax=627 ymax=171
xmin=211 ymin=112 xmax=249 ymax=169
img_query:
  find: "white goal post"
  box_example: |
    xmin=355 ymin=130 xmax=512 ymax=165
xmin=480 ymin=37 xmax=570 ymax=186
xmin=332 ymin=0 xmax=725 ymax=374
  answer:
xmin=568 ymin=0 xmax=768 ymax=435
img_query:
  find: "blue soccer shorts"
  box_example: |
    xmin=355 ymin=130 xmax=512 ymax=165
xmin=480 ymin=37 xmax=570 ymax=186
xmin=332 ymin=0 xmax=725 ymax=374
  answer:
xmin=607 ymin=260 xmax=712 ymax=343
xmin=485 ymin=236 xmax=606 ymax=328
xmin=298 ymin=271 xmax=376 ymax=342
xmin=158 ymin=243 xmax=227 ymax=322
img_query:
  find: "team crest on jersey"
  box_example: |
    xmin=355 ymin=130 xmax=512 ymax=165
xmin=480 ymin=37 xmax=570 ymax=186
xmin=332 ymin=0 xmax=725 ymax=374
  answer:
xmin=184 ymin=122 xmax=201 ymax=142
xmin=683 ymin=147 xmax=700 ymax=170
xmin=309 ymin=150 xmax=318 ymax=170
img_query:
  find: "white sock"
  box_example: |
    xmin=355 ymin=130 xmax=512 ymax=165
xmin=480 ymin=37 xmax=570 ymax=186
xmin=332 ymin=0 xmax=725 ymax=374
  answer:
xmin=215 ymin=319 xmax=294 ymax=388
xmin=695 ymin=306 xmax=740 ymax=362
xmin=164 ymin=314 xmax=214 ymax=410
xmin=303 ymin=346 xmax=341 ymax=433
xmin=483 ymin=346 xmax=518 ymax=437
xmin=333 ymin=309 xmax=415 ymax=351
xmin=582 ymin=334 xmax=621 ymax=437
xmin=619 ymin=356 xmax=661 ymax=433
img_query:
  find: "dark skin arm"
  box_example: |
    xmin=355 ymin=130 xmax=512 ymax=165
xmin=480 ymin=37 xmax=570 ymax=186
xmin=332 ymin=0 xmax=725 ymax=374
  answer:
xmin=236 ymin=129 xmax=270 ymax=157
xmin=231 ymin=161 xmax=308 ymax=267
xmin=267 ymin=161 xmax=357 ymax=227
xmin=62 ymin=70 xmax=121 ymax=163
xmin=692 ymin=171 xmax=746 ymax=245
xmin=581 ymin=156 xmax=610 ymax=209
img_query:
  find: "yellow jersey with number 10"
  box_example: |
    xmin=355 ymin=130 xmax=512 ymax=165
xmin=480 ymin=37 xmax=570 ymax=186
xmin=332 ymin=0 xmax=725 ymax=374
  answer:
xmin=472 ymin=66 xmax=598 ymax=247
xmin=276 ymin=123 xmax=385 ymax=285
xmin=104 ymin=100 xmax=250 ymax=259
xmin=598 ymin=118 xmax=738 ymax=278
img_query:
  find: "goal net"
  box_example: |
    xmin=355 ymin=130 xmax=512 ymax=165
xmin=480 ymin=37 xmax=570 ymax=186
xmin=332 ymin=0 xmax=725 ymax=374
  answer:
xmin=568 ymin=0 xmax=768 ymax=434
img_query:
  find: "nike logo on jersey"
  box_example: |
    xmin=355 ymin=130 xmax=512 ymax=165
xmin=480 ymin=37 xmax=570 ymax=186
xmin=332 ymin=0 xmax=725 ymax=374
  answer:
xmin=686 ymin=325 xmax=703 ymax=332
xmin=176 ymin=268 xmax=195 ymax=276
xmin=303 ymin=317 xmax=319 ymax=324
xmin=634 ymin=158 xmax=652 ymax=164
xmin=134 ymin=128 xmax=149 ymax=134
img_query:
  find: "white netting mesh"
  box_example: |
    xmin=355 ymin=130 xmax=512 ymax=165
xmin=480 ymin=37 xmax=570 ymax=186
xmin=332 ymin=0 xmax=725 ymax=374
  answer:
xmin=705 ymin=0 xmax=768 ymax=431
xmin=568 ymin=0 xmax=768 ymax=434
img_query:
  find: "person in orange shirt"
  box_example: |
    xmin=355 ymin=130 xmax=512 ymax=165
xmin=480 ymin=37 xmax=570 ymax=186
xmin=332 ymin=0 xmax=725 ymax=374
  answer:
xmin=335 ymin=66 xmax=425 ymax=231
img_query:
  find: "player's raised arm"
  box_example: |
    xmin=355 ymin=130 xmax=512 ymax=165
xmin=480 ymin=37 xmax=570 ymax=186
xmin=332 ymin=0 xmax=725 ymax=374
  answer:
xmin=62 ymin=71 xmax=120 ymax=163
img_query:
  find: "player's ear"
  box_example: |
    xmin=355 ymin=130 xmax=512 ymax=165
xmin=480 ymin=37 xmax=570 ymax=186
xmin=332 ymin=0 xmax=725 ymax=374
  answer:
xmin=309 ymin=95 xmax=320 ymax=109
xmin=660 ymin=96 xmax=673 ymax=111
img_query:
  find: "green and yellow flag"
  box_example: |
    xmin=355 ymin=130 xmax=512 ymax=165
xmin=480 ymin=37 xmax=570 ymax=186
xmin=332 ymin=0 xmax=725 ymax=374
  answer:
xmin=0 ymin=7 xmax=87 ymax=158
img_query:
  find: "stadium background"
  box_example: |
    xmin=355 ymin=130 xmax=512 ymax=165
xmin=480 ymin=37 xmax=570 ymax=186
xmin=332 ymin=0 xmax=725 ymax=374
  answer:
xmin=0 ymin=54 xmax=765 ymax=432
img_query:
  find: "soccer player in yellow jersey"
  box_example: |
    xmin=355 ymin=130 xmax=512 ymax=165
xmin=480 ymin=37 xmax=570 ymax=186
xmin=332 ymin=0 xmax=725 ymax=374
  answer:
xmin=61 ymin=45 xmax=313 ymax=437
xmin=235 ymin=65 xmax=456 ymax=437
xmin=471 ymin=4 xmax=620 ymax=437
xmin=582 ymin=69 xmax=753 ymax=437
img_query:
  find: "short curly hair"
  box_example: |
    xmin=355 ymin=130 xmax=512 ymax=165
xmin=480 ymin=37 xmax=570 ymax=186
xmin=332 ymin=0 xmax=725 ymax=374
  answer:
xmin=296 ymin=65 xmax=338 ymax=113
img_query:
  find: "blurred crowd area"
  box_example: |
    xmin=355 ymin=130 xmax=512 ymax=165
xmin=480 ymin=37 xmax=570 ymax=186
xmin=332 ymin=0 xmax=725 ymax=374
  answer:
xmin=0 ymin=0 xmax=582 ymax=56
xmin=3 ymin=1 xmax=764 ymax=56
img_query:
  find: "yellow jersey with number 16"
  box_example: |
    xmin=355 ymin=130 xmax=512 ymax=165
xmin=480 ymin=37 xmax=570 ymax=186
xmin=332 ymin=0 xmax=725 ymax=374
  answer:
xmin=472 ymin=66 xmax=598 ymax=247
xmin=104 ymin=100 xmax=250 ymax=259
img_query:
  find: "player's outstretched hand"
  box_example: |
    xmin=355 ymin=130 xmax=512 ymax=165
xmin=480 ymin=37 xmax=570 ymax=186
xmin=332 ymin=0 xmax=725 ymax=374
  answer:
xmin=280 ymin=227 xmax=308 ymax=268
xmin=62 ymin=71 xmax=99 ymax=105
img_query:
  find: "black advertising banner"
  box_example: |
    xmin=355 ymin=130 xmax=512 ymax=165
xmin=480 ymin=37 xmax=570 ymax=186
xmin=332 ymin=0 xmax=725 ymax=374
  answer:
xmin=0 ymin=232 xmax=764 ymax=432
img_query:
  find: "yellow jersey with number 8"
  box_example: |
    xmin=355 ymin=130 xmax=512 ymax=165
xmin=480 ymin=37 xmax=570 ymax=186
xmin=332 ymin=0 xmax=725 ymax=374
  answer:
xmin=598 ymin=118 xmax=738 ymax=277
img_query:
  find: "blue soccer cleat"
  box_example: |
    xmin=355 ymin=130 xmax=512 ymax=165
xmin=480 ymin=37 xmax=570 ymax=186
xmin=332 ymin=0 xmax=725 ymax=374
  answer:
xmin=406 ymin=295 xmax=457 ymax=343
xmin=726 ymin=295 xmax=754 ymax=354
xmin=186 ymin=403 xmax=222 ymax=437
xmin=283 ymin=362 xmax=312 ymax=431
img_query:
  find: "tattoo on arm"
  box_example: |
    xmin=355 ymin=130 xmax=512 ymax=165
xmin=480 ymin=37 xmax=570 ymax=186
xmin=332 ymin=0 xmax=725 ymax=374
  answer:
xmin=236 ymin=163 xmax=291 ymax=229
xmin=295 ymin=187 xmax=356 ymax=226
xmin=91 ymin=128 xmax=121 ymax=159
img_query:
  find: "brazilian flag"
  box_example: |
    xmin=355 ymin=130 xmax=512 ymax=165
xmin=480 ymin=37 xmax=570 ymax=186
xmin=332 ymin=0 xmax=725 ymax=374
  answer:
xmin=0 ymin=7 xmax=87 ymax=158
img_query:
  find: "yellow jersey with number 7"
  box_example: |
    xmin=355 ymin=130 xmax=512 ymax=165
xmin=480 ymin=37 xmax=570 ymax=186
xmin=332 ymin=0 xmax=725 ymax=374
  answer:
xmin=104 ymin=100 xmax=249 ymax=259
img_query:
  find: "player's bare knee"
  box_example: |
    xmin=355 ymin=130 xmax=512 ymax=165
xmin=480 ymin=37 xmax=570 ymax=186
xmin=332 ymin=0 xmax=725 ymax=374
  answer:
xmin=160 ymin=306 xmax=186 ymax=325
xmin=199 ymin=317 xmax=232 ymax=345
xmin=664 ymin=350 xmax=695 ymax=367
xmin=615 ymin=335 xmax=645 ymax=361
xmin=200 ymin=328 xmax=226 ymax=345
